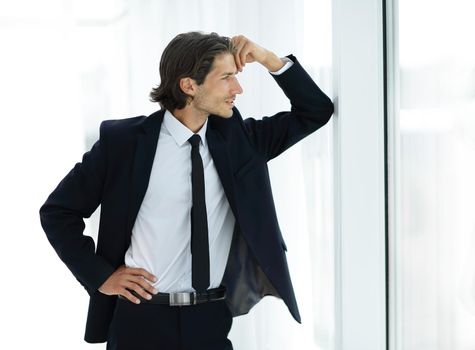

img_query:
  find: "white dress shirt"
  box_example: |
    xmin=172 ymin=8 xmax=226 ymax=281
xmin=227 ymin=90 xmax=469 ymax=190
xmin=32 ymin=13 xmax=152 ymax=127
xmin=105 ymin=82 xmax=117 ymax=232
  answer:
xmin=124 ymin=58 xmax=293 ymax=293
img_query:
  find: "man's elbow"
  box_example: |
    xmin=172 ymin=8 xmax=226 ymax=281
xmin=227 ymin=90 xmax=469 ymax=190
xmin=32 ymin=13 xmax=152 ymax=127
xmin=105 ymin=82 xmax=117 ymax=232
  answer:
xmin=317 ymin=98 xmax=335 ymax=126
xmin=325 ymin=99 xmax=335 ymax=119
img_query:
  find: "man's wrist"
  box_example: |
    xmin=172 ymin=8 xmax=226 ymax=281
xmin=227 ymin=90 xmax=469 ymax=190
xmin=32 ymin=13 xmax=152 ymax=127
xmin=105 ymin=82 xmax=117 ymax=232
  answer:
xmin=262 ymin=51 xmax=285 ymax=72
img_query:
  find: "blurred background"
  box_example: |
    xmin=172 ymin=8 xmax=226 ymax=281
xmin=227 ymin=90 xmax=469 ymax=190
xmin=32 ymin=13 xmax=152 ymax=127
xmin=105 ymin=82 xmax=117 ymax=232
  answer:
xmin=0 ymin=0 xmax=333 ymax=349
xmin=0 ymin=0 xmax=474 ymax=349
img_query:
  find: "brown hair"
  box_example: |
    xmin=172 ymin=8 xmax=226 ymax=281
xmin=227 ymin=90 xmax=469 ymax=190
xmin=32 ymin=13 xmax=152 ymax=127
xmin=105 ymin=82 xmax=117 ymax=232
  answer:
xmin=149 ymin=31 xmax=235 ymax=111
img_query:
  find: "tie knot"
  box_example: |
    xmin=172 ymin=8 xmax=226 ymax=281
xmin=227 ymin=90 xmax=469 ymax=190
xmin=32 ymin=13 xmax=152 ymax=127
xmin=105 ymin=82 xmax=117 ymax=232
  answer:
xmin=188 ymin=134 xmax=201 ymax=148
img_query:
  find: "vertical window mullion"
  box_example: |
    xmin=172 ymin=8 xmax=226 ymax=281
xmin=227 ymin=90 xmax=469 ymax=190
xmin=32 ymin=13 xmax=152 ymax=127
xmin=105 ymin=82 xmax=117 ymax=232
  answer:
xmin=332 ymin=0 xmax=387 ymax=348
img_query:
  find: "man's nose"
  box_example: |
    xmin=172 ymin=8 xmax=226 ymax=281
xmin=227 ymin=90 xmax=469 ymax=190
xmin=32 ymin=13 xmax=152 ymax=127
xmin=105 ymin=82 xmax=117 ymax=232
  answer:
xmin=233 ymin=79 xmax=243 ymax=95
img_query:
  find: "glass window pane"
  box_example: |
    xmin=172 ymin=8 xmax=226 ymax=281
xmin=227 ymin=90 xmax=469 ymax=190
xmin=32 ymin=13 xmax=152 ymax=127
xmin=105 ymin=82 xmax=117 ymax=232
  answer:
xmin=393 ymin=1 xmax=475 ymax=349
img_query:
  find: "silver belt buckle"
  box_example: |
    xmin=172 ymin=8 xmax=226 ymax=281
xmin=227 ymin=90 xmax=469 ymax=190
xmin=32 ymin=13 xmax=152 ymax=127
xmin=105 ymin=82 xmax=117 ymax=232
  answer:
xmin=169 ymin=292 xmax=197 ymax=306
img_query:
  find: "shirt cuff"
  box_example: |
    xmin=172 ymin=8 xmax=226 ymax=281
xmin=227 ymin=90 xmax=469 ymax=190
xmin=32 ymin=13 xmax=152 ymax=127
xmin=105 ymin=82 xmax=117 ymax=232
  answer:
xmin=269 ymin=57 xmax=294 ymax=75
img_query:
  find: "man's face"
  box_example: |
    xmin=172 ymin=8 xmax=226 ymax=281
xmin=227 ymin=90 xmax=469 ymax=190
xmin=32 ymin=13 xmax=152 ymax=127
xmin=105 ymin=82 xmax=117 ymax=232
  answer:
xmin=191 ymin=53 xmax=243 ymax=118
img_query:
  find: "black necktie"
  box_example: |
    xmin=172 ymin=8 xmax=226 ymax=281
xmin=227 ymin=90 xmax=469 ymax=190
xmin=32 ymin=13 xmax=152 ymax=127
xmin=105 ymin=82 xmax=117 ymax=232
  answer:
xmin=188 ymin=134 xmax=210 ymax=292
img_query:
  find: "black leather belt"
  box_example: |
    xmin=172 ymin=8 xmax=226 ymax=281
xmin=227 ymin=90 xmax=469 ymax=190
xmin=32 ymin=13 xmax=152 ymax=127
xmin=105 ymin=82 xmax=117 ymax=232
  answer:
xmin=118 ymin=286 xmax=226 ymax=306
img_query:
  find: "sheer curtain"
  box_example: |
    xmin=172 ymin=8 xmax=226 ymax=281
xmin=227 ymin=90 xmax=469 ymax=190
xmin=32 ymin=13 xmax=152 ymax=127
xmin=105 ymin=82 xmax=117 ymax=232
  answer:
xmin=1 ymin=0 xmax=333 ymax=349
xmin=391 ymin=0 xmax=475 ymax=349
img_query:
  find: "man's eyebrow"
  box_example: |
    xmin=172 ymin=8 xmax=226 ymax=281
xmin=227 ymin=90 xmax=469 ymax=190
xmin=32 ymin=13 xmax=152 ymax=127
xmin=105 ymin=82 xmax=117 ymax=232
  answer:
xmin=221 ymin=71 xmax=239 ymax=77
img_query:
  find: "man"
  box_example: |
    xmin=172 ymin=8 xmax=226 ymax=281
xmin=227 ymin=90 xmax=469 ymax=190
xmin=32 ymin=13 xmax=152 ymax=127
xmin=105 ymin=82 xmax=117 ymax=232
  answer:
xmin=39 ymin=31 xmax=334 ymax=349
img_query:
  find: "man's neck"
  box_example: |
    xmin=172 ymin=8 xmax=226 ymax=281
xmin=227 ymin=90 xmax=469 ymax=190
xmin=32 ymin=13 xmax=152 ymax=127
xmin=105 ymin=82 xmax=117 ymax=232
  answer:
xmin=172 ymin=107 xmax=208 ymax=133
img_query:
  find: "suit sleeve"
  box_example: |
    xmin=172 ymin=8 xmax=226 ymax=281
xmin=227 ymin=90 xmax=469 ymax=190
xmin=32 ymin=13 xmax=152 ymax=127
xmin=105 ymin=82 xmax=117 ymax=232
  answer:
xmin=243 ymin=54 xmax=334 ymax=161
xmin=39 ymin=121 xmax=115 ymax=297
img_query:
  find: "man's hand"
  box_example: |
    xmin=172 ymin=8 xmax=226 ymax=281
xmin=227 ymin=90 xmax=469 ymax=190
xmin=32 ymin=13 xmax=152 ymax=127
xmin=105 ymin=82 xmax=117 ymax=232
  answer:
xmin=231 ymin=35 xmax=285 ymax=72
xmin=98 ymin=265 xmax=158 ymax=304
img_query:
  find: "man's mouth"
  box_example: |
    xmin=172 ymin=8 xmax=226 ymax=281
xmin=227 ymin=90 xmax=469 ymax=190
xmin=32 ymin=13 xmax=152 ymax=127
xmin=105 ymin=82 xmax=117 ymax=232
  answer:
xmin=226 ymin=98 xmax=235 ymax=107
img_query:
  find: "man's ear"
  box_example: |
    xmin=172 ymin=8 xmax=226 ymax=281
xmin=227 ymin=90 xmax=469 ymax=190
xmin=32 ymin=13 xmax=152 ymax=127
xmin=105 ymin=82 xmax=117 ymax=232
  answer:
xmin=179 ymin=77 xmax=197 ymax=97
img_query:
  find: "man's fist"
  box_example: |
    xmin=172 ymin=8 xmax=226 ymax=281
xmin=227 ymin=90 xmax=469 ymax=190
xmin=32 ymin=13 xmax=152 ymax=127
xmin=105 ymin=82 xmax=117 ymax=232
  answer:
xmin=230 ymin=35 xmax=285 ymax=72
xmin=98 ymin=265 xmax=158 ymax=304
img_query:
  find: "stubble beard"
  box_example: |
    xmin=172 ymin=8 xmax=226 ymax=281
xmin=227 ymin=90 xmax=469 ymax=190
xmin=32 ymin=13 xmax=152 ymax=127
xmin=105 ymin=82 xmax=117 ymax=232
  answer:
xmin=196 ymin=98 xmax=233 ymax=119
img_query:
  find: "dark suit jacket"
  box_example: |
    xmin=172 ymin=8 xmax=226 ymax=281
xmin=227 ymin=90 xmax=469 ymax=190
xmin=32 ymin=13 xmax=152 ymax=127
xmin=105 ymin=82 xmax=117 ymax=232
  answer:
xmin=39 ymin=54 xmax=334 ymax=343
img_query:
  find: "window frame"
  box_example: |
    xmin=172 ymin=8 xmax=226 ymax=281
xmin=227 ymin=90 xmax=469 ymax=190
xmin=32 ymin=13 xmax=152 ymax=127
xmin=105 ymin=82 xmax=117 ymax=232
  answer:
xmin=331 ymin=0 xmax=388 ymax=348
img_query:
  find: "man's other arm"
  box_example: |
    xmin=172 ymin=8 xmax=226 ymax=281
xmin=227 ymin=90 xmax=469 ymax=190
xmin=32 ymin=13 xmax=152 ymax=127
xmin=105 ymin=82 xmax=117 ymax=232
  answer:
xmin=39 ymin=121 xmax=115 ymax=297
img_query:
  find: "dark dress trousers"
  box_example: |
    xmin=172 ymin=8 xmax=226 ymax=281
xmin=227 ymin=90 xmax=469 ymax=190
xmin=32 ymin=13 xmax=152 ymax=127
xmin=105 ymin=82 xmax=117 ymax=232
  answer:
xmin=39 ymin=54 xmax=334 ymax=343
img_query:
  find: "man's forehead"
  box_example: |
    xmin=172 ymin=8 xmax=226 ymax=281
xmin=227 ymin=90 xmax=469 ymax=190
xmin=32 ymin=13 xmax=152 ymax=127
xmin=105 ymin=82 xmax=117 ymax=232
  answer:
xmin=211 ymin=53 xmax=238 ymax=76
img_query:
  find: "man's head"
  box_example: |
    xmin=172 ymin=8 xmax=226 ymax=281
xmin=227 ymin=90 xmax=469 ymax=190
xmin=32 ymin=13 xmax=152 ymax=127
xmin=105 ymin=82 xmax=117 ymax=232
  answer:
xmin=150 ymin=31 xmax=243 ymax=118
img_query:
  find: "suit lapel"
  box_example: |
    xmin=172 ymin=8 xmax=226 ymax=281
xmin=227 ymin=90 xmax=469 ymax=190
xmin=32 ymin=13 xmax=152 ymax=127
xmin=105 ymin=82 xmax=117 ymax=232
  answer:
xmin=206 ymin=120 xmax=240 ymax=223
xmin=126 ymin=109 xmax=164 ymax=241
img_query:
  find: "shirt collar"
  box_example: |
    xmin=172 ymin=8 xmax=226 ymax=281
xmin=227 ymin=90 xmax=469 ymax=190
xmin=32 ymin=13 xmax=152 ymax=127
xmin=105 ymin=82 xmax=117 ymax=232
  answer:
xmin=163 ymin=109 xmax=208 ymax=148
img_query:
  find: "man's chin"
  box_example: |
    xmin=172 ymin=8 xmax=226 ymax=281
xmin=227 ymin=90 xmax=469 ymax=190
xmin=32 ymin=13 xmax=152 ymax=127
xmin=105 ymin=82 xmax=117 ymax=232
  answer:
xmin=212 ymin=109 xmax=234 ymax=118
